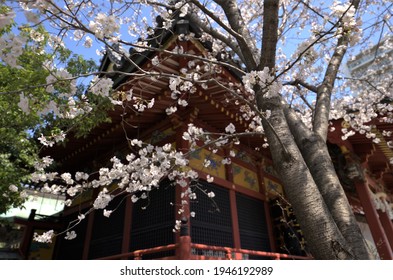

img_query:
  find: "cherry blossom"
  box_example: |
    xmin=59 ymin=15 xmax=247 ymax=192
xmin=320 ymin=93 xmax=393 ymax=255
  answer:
xmin=1 ymin=0 xmax=391 ymax=259
xmin=64 ymin=231 xmax=77 ymax=240
xmin=33 ymin=230 xmax=55 ymax=243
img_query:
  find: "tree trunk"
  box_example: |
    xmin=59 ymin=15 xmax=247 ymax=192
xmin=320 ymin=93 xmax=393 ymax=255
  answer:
xmin=259 ymin=96 xmax=353 ymax=259
xmin=256 ymin=0 xmax=371 ymax=259
xmin=284 ymin=105 xmax=374 ymax=259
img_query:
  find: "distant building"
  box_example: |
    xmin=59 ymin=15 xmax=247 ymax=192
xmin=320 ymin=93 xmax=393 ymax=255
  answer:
xmin=0 ymin=190 xmax=64 ymax=260
xmin=346 ymin=36 xmax=393 ymax=80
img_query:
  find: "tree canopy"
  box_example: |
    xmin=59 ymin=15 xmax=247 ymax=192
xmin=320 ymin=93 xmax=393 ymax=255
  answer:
xmin=0 ymin=10 xmax=103 ymax=213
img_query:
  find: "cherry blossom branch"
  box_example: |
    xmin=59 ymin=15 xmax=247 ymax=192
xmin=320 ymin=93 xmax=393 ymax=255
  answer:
xmin=299 ymin=0 xmax=336 ymax=25
xmin=277 ymin=1 xmax=301 ymax=41
xmin=283 ymin=79 xmax=319 ymax=93
xmin=186 ymin=7 xmax=247 ymax=64
xmin=337 ymin=76 xmax=387 ymax=97
xmin=189 ymin=0 xmax=245 ymax=42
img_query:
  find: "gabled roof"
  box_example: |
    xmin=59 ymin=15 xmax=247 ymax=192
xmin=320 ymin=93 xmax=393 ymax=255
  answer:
xmin=45 ymin=22 xmax=267 ymax=171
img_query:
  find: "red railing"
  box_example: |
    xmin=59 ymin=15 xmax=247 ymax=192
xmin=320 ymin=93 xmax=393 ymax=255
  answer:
xmin=191 ymin=243 xmax=311 ymax=260
xmin=96 ymin=244 xmax=179 ymax=260
xmin=97 ymin=242 xmax=311 ymax=260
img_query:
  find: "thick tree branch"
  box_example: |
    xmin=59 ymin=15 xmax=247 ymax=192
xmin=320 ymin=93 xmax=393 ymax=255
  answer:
xmin=283 ymin=105 xmax=374 ymax=259
xmin=313 ymin=0 xmax=361 ymax=141
xmin=213 ymin=0 xmax=259 ymax=70
xmin=259 ymin=0 xmax=279 ymax=71
xmin=188 ymin=0 xmax=244 ymax=42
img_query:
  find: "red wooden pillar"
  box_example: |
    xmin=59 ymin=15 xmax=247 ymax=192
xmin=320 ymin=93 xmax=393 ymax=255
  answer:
xmin=229 ymin=188 xmax=242 ymax=259
xmin=178 ymin=216 xmax=192 ymax=260
xmin=378 ymin=210 xmax=393 ymax=251
xmin=82 ymin=212 xmax=95 ymax=259
xmin=178 ymin=236 xmax=192 ymax=259
xmin=224 ymin=149 xmax=241 ymax=259
xmin=19 ymin=224 xmax=34 ymax=259
xmin=174 ymin=181 xmax=191 ymax=259
xmin=175 ymin=121 xmax=191 ymax=259
xmin=355 ymin=181 xmax=393 ymax=259
xmin=121 ymin=197 xmax=133 ymax=259
xmin=257 ymin=163 xmax=277 ymax=252
xmin=264 ymin=202 xmax=277 ymax=252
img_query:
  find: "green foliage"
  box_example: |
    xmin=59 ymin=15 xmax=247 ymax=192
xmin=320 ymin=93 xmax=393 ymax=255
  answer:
xmin=64 ymin=93 xmax=113 ymax=139
xmin=0 ymin=23 xmax=111 ymax=214
xmin=0 ymin=32 xmax=48 ymax=214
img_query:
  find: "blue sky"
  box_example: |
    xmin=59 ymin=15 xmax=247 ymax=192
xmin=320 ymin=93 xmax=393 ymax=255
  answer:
xmin=8 ymin=1 xmax=392 ymax=80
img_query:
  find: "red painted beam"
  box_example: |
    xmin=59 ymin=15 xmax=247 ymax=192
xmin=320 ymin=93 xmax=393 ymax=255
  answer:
xmin=121 ymin=197 xmax=133 ymax=258
xmin=355 ymin=181 xmax=393 ymax=259
xmin=82 ymin=212 xmax=95 ymax=259
xmin=378 ymin=210 xmax=393 ymax=251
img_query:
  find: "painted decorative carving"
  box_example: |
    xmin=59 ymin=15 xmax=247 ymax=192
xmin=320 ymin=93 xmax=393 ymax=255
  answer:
xmin=371 ymin=191 xmax=393 ymax=219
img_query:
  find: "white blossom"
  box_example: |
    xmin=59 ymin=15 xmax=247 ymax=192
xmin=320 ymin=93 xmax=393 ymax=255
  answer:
xmin=75 ymin=172 xmax=89 ymax=181
xmin=151 ymin=56 xmax=160 ymax=66
xmin=33 ymin=230 xmax=54 ymax=243
xmin=173 ymin=219 xmax=182 ymax=232
xmin=93 ymin=188 xmax=112 ymax=209
xmin=24 ymin=11 xmax=40 ymax=24
xmin=178 ymin=99 xmax=188 ymax=107
xmin=29 ymin=29 xmax=45 ymax=42
xmin=64 ymin=231 xmax=77 ymax=240
xmin=166 ymin=106 xmax=177 ymax=115
xmin=38 ymin=134 xmax=55 ymax=147
xmin=34 ymin=156 xmax=54 ymax=171
xmin=84 ymin=36 xmax=93 ymax=48
xmin=225 ymin=123 xmax=236 ymax=134
xmin=222 ymin=158 xmax=231 ymax=165
xmin=64 ymin=199 xmax=72 ymax=207
xmin=103 ymin=209 xmax=113 ymax=217
xmin=90 ymin=76 xmax=113 ymax=97
xmin=0 ymin=33 xmax=26 ymax=67
xmin=61 ymin=173 xmax=74 ymax=185
xmin=66 ymin=185 xmax=80 ymax=197
xmin=18 ymin=93 xmax=30 ymax=114
xmin=20 ymin=190 xmax=28 ymax=199
xmin=207 ymin=191 xmax=215 ymax=198
xmin=8 ymin=185 xmax=18 ymax=192
xmin=89 ymin=13 xmax=120 ymax=39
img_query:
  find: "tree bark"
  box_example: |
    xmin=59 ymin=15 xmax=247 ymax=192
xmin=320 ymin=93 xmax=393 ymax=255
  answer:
xmin=214 ymin=0 xmax=259 ymax=70
xmin=259 ymin=0 xmax=279 ymax=70
xmin=256 ymin=0 xmax=372 ymax=259
xmin=259 ymin=95 xmax=353 ymax=259
xmin=313 ymin=0 xmax=361 ymax=141
xmin=284 ymin=107 xmax=374 ymax=259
